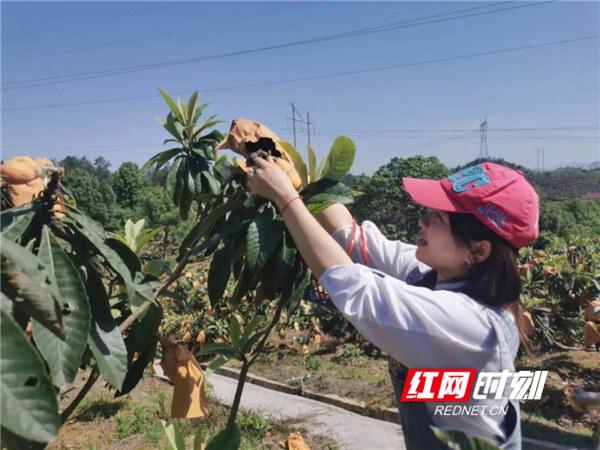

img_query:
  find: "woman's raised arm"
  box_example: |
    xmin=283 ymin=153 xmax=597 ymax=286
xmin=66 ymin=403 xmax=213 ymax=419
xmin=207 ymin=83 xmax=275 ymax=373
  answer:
xmin=246 ymin=156 xmax=352 ymax=278
xmin=314 ymin=203 xmax=354 ymax=235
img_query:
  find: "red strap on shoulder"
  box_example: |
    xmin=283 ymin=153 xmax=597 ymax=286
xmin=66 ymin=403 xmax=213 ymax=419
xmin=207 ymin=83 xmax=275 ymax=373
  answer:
xmin=346 ymin=220 xmax=369 ymax=266
xmin=359 ymin=222 xmax=369 ymax=266
xmin=346 ymin=220 xmax=358 ymax=256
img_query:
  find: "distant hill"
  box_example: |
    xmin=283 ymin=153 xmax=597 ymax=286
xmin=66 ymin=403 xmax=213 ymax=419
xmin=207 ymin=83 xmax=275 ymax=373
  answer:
xmin=451 ymin=158 xmax=600 ymax=200
xmin=351 ymin=157 xmax=600 ymax=201
xmin=588 ymin=161 xmax=600 ymax=170
xmin=529 ymin=167 xmax=600 ymax=200
xmin=546 ymin=161 xmax=600 ymax=171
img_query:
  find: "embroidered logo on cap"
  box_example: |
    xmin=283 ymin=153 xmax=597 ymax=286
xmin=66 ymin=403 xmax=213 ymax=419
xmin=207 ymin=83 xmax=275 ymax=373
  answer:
xmin=477 ymin=203 xmax=507 ymax=228
xmin=448 ymin=165 xmax=491 ymax=193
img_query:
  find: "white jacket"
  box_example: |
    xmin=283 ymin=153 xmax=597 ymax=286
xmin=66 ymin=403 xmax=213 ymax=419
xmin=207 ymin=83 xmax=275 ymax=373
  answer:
xmin=319 ymin=221 xmax=519 ymax=442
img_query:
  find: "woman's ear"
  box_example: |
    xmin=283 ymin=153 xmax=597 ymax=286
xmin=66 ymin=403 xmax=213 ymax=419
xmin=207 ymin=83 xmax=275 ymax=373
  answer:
xmin=470 ymin=240 xmax=492 ymax=263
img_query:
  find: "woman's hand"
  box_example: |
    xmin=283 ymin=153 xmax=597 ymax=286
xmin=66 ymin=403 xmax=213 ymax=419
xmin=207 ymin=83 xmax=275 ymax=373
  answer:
xmin=246 ymin=155 xmax=298 ymax=209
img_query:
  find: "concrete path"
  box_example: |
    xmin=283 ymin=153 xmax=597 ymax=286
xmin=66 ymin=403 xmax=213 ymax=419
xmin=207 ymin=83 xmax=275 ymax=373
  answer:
xmin=207 ymin=373 xmax=406 ymax=450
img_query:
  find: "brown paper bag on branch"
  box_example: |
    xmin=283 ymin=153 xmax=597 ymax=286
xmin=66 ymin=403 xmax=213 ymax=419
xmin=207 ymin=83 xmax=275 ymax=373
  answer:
xmin=160 ymin=336 xmax=208 ymax=419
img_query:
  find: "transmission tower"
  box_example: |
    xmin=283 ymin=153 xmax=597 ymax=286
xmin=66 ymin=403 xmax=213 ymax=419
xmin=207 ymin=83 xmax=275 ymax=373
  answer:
xmin=479 ymin=116 xmax=489 ymax=159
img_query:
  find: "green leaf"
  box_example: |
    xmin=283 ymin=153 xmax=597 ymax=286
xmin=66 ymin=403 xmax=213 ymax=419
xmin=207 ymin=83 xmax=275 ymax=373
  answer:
xmin=229 ymin=315 xmax=241 ymax=350
xmin=318 ymin=136 xmax=356 ymax=181
xmin=177 ymin=98 xmax=187 ymax=122
xmin=167 ymin=155 xmax=184 ymax=204
xmin=304 ymin=179 xmax=354 ymax=214
xmin=203 ymin=170 xmax=221 ymax=196
xmin=208 ymin=246 xmax=232 ymax=306
xmin=246 ymin=210 xmax=284 ymax=269
xmin=187 ymin=91 xmax=199 ymax=122
xmin=164 ymin=113 xmax=182 ymax=142
xmin=85 ymin=267 xmax=128 ymax=391
xmin=117 ymin=340 xmax=157 ymax=397
xmin=307 ymin=145 xmax=317 ymax=183
xmin=132 ymin=278 xmax=159 ymax=307
xmin=142 ymin=148 xmax=181 ymax=173
xmin=179 ymin=197 xmax=244 ymax=257
xmin=0 ymin=203 xmax=39 ymax=241
xmin=179 ymin=161 xmax=193 ymax=220
xmin=32 ymin=226 xmax=90 ymax=388
xmin=200 ymin=343 xmax=235 ymax=356
xmin=272 ymin=234 xmax=296 ymax=293
xmin=144 ymin=259 xmax=171 ymax=278
xmin=66 ymin=211 xmax=136 ymax=302
xmin=1 ymin=202 xmax=38 ymax=230
xmin=194 ymin=114 xmax=222 ymax=137
xmin=230 ymin=268 xmax=255 ymax=304
xmin=285 ymin=270 xmax=311 ymax=317
xmin=240 ymin=316 xmax=263 ymax=343
xmin=173 ymin=157 xmax=188 ymax=209
xmin=158 ymin=87 xmax=183 ymax=122
xmin=241 ymin=330 xmax=266 ymax=355
xmin=205 ymin=424 xmax=241 ymax=450
xmin=161 ymin=420 xmax=186 ymax=450
xmin=0 ymin=235 xmax=64 ymax=338
xmin=279 ymin=140 xmax=308 ymax=187
xmin=206 ymin=355 xmax=230 ymax=373
xmin=106 ymin=237 xmax=142 ymax=275
xmin=0 ymin=308 xmax=60 ymax=443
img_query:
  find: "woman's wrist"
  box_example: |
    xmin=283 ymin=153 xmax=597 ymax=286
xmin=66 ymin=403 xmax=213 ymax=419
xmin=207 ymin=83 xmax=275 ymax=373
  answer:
xmin=274 ymin=188 xmax=300 ymax=211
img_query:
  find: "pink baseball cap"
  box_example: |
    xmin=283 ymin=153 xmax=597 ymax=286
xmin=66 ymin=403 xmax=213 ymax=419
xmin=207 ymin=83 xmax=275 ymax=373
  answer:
xmin=402 ymin=162 xmax=539 ymax=249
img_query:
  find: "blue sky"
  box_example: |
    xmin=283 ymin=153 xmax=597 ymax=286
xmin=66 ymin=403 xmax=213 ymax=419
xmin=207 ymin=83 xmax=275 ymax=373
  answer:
xmin=2 ymin=1 xmax=599 ymax=175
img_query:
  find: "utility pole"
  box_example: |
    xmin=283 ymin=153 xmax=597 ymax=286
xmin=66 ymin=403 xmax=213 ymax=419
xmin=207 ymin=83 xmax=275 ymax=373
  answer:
xmin=479 ymin=115 xmax=489 ymax=160
xmin=290 ymin=103 xmax=298 ymax=148
xmin=306 ymin=111 xmax=312 ymax=147
xmin=542 ymin=147 xmax=545 ymax=173
xmin=536 ymin=148 xmax=546 ymax=172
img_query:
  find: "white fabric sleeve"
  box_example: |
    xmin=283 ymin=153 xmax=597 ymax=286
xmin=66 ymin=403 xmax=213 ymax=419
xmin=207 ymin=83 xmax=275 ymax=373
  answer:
xmin=330 ymin=220 xmax=429 ymax=281
xmin=319 ymin=264 xmax=496 ymax=368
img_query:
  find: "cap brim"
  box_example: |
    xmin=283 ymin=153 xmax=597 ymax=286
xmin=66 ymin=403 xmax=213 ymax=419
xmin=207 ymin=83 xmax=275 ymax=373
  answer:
xmin=402 ymin=177 xmax=467 ymax=213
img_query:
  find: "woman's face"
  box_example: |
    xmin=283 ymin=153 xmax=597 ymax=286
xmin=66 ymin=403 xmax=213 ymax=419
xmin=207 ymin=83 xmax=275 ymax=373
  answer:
xmin=415 ymin=210 xmax=471 ymax=281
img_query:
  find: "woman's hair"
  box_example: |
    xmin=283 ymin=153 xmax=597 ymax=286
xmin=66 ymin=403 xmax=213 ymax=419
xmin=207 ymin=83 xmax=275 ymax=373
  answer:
xmin=448 ymin=212 xmax=521 ymax=307
xmin=414 ymin=212 xmax=531 ymax=350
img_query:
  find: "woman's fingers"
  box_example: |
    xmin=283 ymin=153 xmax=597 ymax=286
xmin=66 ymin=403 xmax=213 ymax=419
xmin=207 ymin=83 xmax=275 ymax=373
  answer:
xmin=251 ymin=155 xmax=269 ymax=169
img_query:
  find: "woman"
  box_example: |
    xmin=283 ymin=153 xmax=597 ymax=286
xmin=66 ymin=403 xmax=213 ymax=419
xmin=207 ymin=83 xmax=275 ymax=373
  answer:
xmin=247 ymin=157 xmax=539 ymax=449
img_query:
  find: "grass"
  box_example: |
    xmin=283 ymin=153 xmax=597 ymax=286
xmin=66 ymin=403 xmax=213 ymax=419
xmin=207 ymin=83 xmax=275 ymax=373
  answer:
xmin=521 ymin=412 xmax=596 ymax=449
xmin=114 ymin=403 xmax=155 ymax=439
xmin=75 ymin=395 xmax=128 ymax=421
xmin=50 ymin=374 xmax=338 ymax=450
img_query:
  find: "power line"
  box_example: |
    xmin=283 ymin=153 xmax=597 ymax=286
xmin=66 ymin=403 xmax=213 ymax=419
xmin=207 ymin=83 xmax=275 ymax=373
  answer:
xmin=316 ymin=126 xmax=599 ymax=133
xmin=3 ymin=34 xmax=597 ymax=112
xmin=313 ymin=133 xmax=599 ymax=140
xmin=4 ymin=4 xmax=315 ymax=64
xmin=2 ymin=1 xmax=551 ymax=90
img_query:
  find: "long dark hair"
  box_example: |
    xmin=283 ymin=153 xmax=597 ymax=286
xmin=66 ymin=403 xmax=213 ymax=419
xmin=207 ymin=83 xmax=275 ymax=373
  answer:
xmin=414 ymin=212 xmax=531 ymax=349
xmin=415 ymin=212 xmax=521 ymax=308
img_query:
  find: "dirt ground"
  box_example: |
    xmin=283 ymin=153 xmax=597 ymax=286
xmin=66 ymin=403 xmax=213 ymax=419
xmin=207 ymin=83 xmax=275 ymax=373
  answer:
xmin=48 ymin=374 xmax=338 ymax=450
xmin=45 ymin=332 xmax=599 ymax=450
xmin=228 ymin=331 xmax=599 ymax=449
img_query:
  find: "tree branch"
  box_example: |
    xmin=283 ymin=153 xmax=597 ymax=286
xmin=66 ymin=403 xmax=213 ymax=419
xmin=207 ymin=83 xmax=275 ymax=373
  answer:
xmin=60 ymin=369 xmax=99 ymax=423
